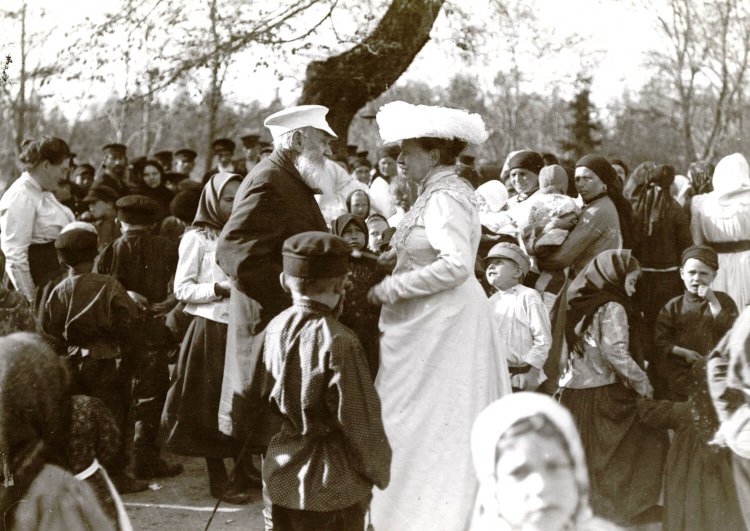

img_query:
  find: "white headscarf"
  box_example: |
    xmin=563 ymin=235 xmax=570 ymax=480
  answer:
xmin=470 ymin=393 xmax=617 ymax=531
xmin=711 ymin=153 xmax=750 ymax=200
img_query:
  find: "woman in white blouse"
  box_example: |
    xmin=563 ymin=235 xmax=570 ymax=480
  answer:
xmin=0 ymin=137 xmax=75 ymax=301
xmin=367 ymin=101 xmax=512 ymax=530
xmin=161 ymin=172 xmax=251 ymax=504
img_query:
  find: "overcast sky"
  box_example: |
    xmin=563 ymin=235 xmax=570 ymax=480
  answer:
xmin=1 ymin=0 xmax=664 ymax=118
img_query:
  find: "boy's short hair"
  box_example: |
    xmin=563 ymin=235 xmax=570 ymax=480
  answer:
xmin=284 ymin=275 xmax=346 ymax=296
xmin=55 ymin=228 xmax=99 ymax=266
xmin=681 ymin=244 xmax=719 ymax=270
xmin=486 ymin=242 xmax=530 ymax=275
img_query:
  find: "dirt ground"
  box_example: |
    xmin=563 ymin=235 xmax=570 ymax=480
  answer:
xmin=123 ymin=453 xmax=264 ymax=530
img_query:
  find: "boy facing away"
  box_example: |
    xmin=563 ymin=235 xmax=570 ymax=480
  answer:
xmin=260 ymin=231 xmax=391 ymax=530
xmin=42 ymin=224 xmax=147 ymax=493
xmin=485 ymin=242 xmax=552 ymax=391
xmin=94 ymin=195 xmax=183 ymax=480
xmin=655 ymin=244 xmax=738 ymax=401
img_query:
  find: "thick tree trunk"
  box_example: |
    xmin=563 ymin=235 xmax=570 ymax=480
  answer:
xmin=298 ymin=0 xmax=444 ymax=150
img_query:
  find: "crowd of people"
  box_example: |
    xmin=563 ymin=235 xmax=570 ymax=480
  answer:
xmin=0 ymin=99 xmax=749 ymax=531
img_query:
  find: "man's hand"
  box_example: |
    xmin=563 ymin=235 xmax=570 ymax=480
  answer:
xmin=151 ymin=293 xmax=178 ymax=316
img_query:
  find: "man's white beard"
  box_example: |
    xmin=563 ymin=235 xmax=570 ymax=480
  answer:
xmin=295 ymin=149 xmax=334 ymax=196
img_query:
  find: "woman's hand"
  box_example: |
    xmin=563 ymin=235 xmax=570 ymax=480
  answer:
xmin=214 ymin=280 xmax=233 ymax=298
xmin=377 ymin=248 xmax=397 ymax=272
xmin=367 ymin=285 xmax=385 ymax=305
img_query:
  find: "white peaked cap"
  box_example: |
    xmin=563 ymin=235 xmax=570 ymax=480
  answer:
xmin=376 ymin=101 xmax=489 ymax=145
xmin=264 ymin=105 xmax=338 ymax=140
xmin=61 ymin=221 xmax=98 ymax=235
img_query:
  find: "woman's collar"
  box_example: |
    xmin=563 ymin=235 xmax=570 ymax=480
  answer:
xmin=421 ymin=166 xmax=456 ymax=189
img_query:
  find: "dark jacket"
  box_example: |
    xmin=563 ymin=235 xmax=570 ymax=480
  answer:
xmin=216 ymin=149 xmax=327 ymax=325
xmin=215 ymin=149 xmax=327 ymax=443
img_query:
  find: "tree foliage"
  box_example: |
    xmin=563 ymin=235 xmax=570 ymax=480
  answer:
xmin=558 ymin=77 xmax=602 ymax=160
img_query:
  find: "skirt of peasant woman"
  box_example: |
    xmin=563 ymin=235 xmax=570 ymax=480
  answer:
xmin=162 ymin=316 xmax=239 ymax=458
xmin=663 ymin=425 xmax=744 ymax=531
xmin=560 ymin=382 xmax=669 ymax=525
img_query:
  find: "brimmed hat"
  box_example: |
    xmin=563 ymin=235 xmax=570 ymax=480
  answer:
xmin=83 ymin=184 xmax=119 ymax=204
xmin=212 ymin=138 xmax=236 ymax=153
xmin=174 ymin=149 xmax=197 ymax=161
xmin=55 ymin=228 xmax=99 ymax=265
xmin=282 ymin=231 xmax=350 ymax=278
xmin=486 ymin=242 xmax=530 ymax=274
xmin=116 ymin=195 xmax=160 ymax=225
xmin=264 ymin=105 xmax=337 ymax=140
xmin=376 ymin=101 xmax=488 ymax=144
xmin=102 ymin=143 xmax=127 ymax=155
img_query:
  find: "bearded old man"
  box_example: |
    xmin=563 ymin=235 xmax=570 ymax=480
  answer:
xmin=215 ymin=105 xmax=333 ymax=443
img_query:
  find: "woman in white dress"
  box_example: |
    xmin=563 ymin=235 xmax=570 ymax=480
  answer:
xmin=691 ymin=153 xmax=750 ymax=309
xmin=368 ymin=101 xmax=512 ymax=530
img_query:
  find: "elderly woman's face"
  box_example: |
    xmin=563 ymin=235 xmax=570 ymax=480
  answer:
xmin=494 ymin=431 xmax=578 ymax=531
xmin=398 ymin=139 xmax=435 ymax=183
xmin=575 ymin=167 xmax=607 ymax=202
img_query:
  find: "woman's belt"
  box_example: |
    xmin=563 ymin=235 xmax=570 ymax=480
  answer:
xmin=708 ymin=240 xmax=750 ymax=253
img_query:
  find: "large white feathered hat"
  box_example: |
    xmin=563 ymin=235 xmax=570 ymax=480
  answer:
xmin=376 ymin=101 xmax=489 ymax=145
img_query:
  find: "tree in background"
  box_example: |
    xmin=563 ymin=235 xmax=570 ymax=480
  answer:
xmin=558 ymin=76 xmax=602 ymax=161
xmin=647 ymin=0 xmax=750 ymax=162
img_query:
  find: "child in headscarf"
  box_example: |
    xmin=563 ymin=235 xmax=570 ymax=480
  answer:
xmin=0 ymin=332 xmax=114 ymax=531
xmin=559 ymin=249 xmax=668 ymax=526
xmin=331 ymin=213 xmax=385 ymax=378
xmin=470 ymin=392 xmax=620 ymax=531
xmin=637 ymin=358 xmax=744 ymax=531
xmin=538 ymin=164 xmax=569 ymax=195
xmin=162 ymin=172 xmax=254 ymax=504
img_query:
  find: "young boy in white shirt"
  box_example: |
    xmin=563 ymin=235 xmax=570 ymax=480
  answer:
xmin=486 ymin=242 xmax=552 ymax=391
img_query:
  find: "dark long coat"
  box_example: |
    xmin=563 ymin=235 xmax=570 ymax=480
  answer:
xmin=215 ymin=149 xmax=327 ymax=442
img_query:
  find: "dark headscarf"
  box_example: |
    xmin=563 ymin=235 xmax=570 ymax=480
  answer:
xmin=634 ymin=164 xmax=675 ymax=239
xmin=623 ymin=161 xmax=656 ymax=204
xmin=331 ymin=213 xmax=369 ymax=248
xmin=193 ymin=172 xmax=242 ymax=232
xmin=345 ymin=189 xmax=371 ymax=219
xmin=576 ymin=155 xmax=637 ymax=249
xmin=565 ymin=250 xmax=643 ymax=365
xmin=0 ymin=333 xmax=71 ymax=517
xmin=687 ymin=161 xmax=714 ymax=196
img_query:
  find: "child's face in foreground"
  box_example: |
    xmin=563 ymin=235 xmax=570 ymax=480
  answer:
xmin=494 ymin=431 xmax=578 ymax=531
xmin=367 ymin=220 xmax=389 ymax=252
xmin=486 ymin=257 xmax=521 ymax=291
xmin=624 ymin=269 xmax=640 ymax=297
xmin=341 ymin=224 xmax=366 ymax=251
xmin=680 ymin=258 xmax=717 ymax=296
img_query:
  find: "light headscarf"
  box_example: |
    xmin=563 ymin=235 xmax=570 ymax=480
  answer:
xmin=470 ymin=392 xmax=592 ymax=530
xmin=476 ymin=180 xmax=509 ymax=213
xmin=193 ymin=172 xmax=243 ymax=231
xmin=711 ymin=153 xmax=750 ymax=200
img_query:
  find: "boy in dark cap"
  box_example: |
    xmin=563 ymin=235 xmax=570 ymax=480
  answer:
xmin=42 ymin=225 xmax=148 ymax=493
xmin=260 ymin=231 xmax=391 ymax=529
xmin=154 ymin=150 xmax=173 ymax=172
xmin=655 ymin=244 xmax=738 ymax=401
xmin=95 ymin=195 xmax=183 ymax=480
xmin=82 ymin=184 xmax=121 ymax=251
xmin=173 ymin=149 xmax=197 ymax=178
